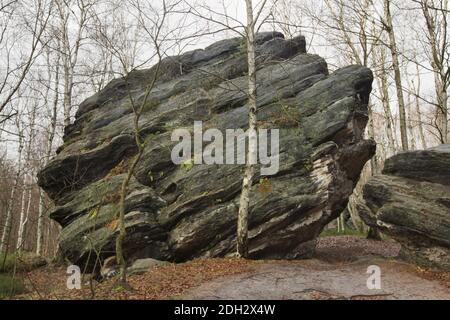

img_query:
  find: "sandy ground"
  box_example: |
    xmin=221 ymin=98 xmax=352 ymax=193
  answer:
xmin=186 ymin=259 xmax=450 ymax=300
xmin=186 ymin=237 xmax=450 ymax=300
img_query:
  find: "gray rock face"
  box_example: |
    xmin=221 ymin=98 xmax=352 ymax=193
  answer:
xmin=358 ymin=144 xmax=450 ymax=270
xmin=37 ymin=32 xmax=375 ymax=269
xmin=127 ymin=258 xmax=168 ymax=275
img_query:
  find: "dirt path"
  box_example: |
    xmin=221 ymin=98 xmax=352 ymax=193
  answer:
xmin=186 ymin=237 xmax=450 ymax=300
xmin=11 ymin=236 xmax=450 ymax=300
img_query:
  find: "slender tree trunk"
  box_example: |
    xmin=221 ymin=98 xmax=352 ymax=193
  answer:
xmin=63 ymin=62 xmax=72 ymax=127
xmin=415 ymin=101 xmax=428 ymax=149
xmin=37 ymin=46 xmax=60 ymax=255
xmin=413 ymin=62 xmax=428 ymax=149
xmin=116 ymin=150 xmax=143 ymax=283
xmin=367 ymin=102 xmax=379 ymax=174
xmin=36 ymin=189 xmax=45 ymax=255
xmin=383 ymin=0 xmax=409 ymax=151
xmin=237 ymin=0 xmax=258 ymax=259
xmin=0 ymin=134 xmax=23 ymax=253
xmin=0 ymin=183 xmax=19 ymax=253
xmin=16 ymin=176 xmax=29 ymax=250
xmin=56 ymin=0 xmax=85 ymax=127
xmin=19 ymin=183 xmax=33 ymax=251
xmin=437 ymin=85 xmax=448 ymax=143
xmin=17 ymin=95 xmax=37 ymax=250
xmin=443 ymin=91 xmax=448 ymax=143
xmin=377 ymin=48 xmax=397 ymax=155
xmin=45 ymin=221 xmax=52 ymax=256
xmin=115 ymin=26 xmax=164 ymax=282
xmin=367 ymin=103 xmax=381 ymax=238
xmin=420 ymin=0 xmax=449 ymax=143
xmin=58 ymin=1 xmax=72 ymax=128
xmin=406 ymin=93 xmax=416 ymax=150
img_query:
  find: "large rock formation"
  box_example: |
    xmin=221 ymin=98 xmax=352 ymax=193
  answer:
xmin=37 ymin=32 xmax=375 ymax=269
xmin=358 ymin=144 xmax=450 ymax=270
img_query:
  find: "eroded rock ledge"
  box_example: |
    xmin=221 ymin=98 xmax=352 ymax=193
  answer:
xmin=37 ymin=32 xmax=375 ymax=269
xmin=358 ymin=144 xmax=450 ymax=270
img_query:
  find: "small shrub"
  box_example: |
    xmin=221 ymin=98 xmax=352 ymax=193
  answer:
xmin=142 ymin=97 xmax=160 ymax=112
xmin=180 ymin=159 xmax=194 ymax=171
xmin=0 ymin=252 xmax=16 ymax=273
xmin=271 ymin=105 xmax=302 ymax=127
xmin=0 ymin=252 xmax=47 ymax=273
xmin=258 ymin=178 xmax=273 ymax=195
xmin=88 ymin=207 xmax=100 ymax=220
xmin=0 ymin=274 xmax=26 ymax=299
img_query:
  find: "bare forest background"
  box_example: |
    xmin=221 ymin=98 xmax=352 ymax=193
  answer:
xmin=0 ymin=0 xmax=448 ymax=259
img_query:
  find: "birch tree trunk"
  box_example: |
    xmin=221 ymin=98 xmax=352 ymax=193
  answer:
xmin=0 ymin=183 xmax=19 ymax=253
xmin=36 ymin=190 xmax=45 ymax=255
xmin=237 ymin=0 xmax=258 ymax=258
xmin=376 ymin=46 xmax=397 ymax=155
xmin=407 ymin=93 xmax=417 ymax=150
xmin=435 ymin=73 xmax=448 ymax=143
xmin=17 ymin=181 xmax=33 ymax=251
xmin=440 ymin=90 xmax=448 ymax=143
xmin=16 ymin=175 xmax=28 ymax=250
xmin=413 ymin=60 xmax=428 ymax=149
xmin=367 ymin=103 xmax=379 ymax=174
xmin=37 ymin=44 xmax=61 ymax=255
xmin=56 ymin=0 xmax=89 ymax=127
xmin=419 ymin=0 xmax=449 ymax=143
xmin=383 ymin=0 xmax=409 ymax=151
xmin=113 ymin=0 xmax=174 ymax=283
xmin=0 ymin=133 xmax=24 ymax=253
xmin=16 ymin=96 xmax=37 ymax=250
xmin=63 ymin=63 xmax=73 ymax=127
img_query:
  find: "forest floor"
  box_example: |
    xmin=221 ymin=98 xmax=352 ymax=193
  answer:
xmin=6 ymin=236 xmax=450 ymax=300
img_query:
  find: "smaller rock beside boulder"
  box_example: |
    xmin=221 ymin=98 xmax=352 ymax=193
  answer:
xmin=127 ymin=258 xmax=168 ymax=275
xmin=100 ymin=256 xmax=168 ymax=278
xmin=358 ymin=144 xmax=450 ymax=270
xmin=100 ymin=256 xmax=119 ymax=279
xmin=19 ymin=253 xmax=47 ymax=271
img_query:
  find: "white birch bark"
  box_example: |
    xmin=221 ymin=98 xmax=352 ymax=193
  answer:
xmin=383 ymin=0 xmax=409 ymax=150
xmin=36 ymin=44 xmax=61 ymax=255
xmin=419 ymin=0 xmax=449 ymax=143
xmin=0 ymin=133 xmax=24 ymax=253
xmin=237 ymin=0 xmax=259 ymax=258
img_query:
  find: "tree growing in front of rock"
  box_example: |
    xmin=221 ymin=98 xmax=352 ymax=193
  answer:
xmin=91 ymin=0 xmax=187 ymax=285
xmin=186 ymin=0 xmax=273 ymax=258
xmin=237 ymin=0 xmax=269 ymax=258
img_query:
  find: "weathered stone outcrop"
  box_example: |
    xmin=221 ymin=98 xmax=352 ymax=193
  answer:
xmin=37 ymin=32 xmax=375 ymax=269
xmin=358 ymin=144 xmax=450 ymax=270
